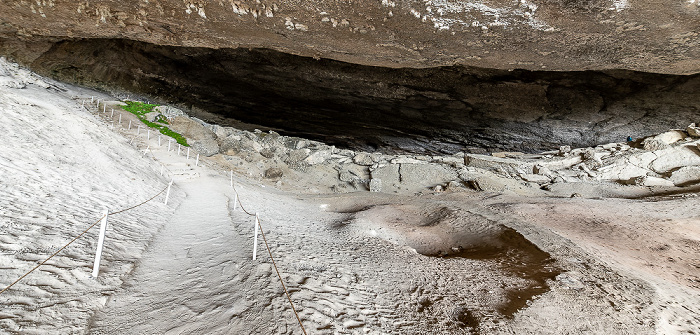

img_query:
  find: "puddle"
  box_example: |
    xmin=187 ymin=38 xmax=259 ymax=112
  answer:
xmin=351 ymin=203 xmax=563 ymax=319
xmin=441 ymin=227 xmax=562 ymax=318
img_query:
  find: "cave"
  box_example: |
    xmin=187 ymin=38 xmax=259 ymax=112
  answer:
xmin=17 ymin=38 xmax=700 ymax=155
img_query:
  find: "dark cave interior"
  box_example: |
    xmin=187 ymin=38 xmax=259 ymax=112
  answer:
xmin=24 ymin=38 xmax=700 ymax=154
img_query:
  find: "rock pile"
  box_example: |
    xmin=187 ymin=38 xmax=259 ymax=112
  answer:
xmin=150 ymin=104 xmax=700 ymax=195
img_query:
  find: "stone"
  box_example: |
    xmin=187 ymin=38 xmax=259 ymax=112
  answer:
xmin=649 ymin=146 xmax=700 ymax=174
xmin=304 ymin=150 xmax=332 ymax=165
xmin=143 ymin=111 xmax=161 ymax=122
xmin=642 ymin=130 xmax=687 ymax=151
xmin=287 ymin=149 xmax=311 ymax=163
xmin=369 ymin=179 xmax=382 ymax=192
xmin=669 ymin=166 xmax=700 ymax=186
xmin=169 ymin=116 xmax=216 ymax=141
xmin=559 ymin=145 xmax=572 ymax=155
xmin=370 ymin=164 xmax=400 ymax=186
xmin=399 ymin=164 xmax=459 ymax=189
xmin=687 ymin=123 xmax=700 ymax=137
xmin=191 ymin=139 xmax=219 ymax=157
xmin=533 ymin=165 xmax=553 ymax=176
xmin=339 ymin=171 xmax=357 ymax=183
xmin=390 ymin=157 xmax=426 ymax=164
xmin=642 ymin=138 xmax=669 ymax=151
xmin=520 ymin=173 xmax=551 ymax=184
xmin=353 ymin=153 xmax=375 ymax=166
xmin=641 ymin=176 xmax=675 ymax=187
xmin=464 ymin=154 xmax=535 ymax=175
xmin=154 ymin=105 xmax=185 ymax=118
xmin=264 ymin=167 xmax=284 ymax=179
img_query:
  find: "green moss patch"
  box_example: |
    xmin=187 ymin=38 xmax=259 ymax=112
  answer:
xmin=122 ymin=101 xmax=189 ymax=146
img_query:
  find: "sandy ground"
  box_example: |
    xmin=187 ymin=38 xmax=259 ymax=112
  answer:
xmin=0 ymin=58 xmax=699 ymax=334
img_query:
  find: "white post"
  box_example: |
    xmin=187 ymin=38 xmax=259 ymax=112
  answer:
xmin=164 ymin=179 xmax=173 ymax=205
xmin=160 ymin=165 xmax=163 ymax=176
xmin=91 ymin=96 xmax=94 ymax=103
xmin=118 ymin=114 xmax=122 ymax=124
xmin=195 ymin=154 xmax=199 ymax=166
xmin=104 ymin=104 xmax=106 ymax=113
xmin=92 ymin=209 xmax=109 ymax=278
xmin=178 ymin=144 xmax=181 ymax=156
xmin=253 ymin=213 xmax=259 ymax=260
xmin=233 ymin=194 xmax=238 ymax=211
xmin=148 ymin=130 xmax=150 ymax=140
xmin=158 ymin=135 xmax=161 ymax=146
xmin=128 ymin=120 xmax=132 ymax=130
xmin=168 ymin=139 xmax=172 ymax=151
xmin=137 ymin=126 xmax=141 ymax=135
xmin=187 ymin=148 xmax=190 ymax=160
xmin=110 ymin=108 xmax=113 ymax=117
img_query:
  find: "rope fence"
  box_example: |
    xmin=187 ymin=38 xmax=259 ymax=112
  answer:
xmin=230 ymin=182 xmax=308 ymax=335
xmin=4 ymin=96 xmax=307 ymax=334
xmin=0 ymin=183 xmax=170 ymax=296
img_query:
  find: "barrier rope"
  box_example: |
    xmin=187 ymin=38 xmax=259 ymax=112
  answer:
xmin=231 ymin=183 xmax=308 ymax=335
xmin=0 ymin=183 xmax=170 ymax=296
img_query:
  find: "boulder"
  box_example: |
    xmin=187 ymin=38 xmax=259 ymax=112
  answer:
xmin=687 ymin=124 xmax=700 ymax=137
xmin=304 ymin=150 xmax=332 ymax=165
xmin=370 ymin=164 xmax=400 ymax=186
xmin=264 ymin=167 xmax=284 ymax=179
xmin=399 ymin=164 xmax=459 ymax=189
xmin=191 ymin=139 xmax=219 ymax=157
xmin=669 ymin=166 xmax=700 ymax=186
xmin=169 ymin=116 xmax=216 ymax=141
xmin=642 ymin=130 xmax=687 ymax=151
xmin=353 ymin=153 xmax=375 ymax=166
xmin=464 ymin=154 xmax=534 ymax=175
xmin=649 ymin=146 xmax=700 ymax=174
xmin=520 ymin=174 xmax=551 ymax=184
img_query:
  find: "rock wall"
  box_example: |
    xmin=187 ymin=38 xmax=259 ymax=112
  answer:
xmin=17 ymin=39 xmax=700 ymax=154
xmin=0 ymin=0 xmax=699 ymax=74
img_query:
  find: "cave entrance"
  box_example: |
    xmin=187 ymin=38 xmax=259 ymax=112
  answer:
xmin=24 ymin=38 xmax=700 ymax=154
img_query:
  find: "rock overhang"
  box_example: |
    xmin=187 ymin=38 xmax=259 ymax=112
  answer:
xmin=0 ymin=0 xmax=699 ymax=74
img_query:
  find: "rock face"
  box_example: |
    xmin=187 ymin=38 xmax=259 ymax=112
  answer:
xmin=0 ymin=0 xmax=699 ymax=74
xmin=4 ymin=39 xmax=700 ymax=154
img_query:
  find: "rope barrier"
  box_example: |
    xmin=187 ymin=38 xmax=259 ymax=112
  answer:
xmin=230 ymin=183 xmax=308 ymax=335
xmin=75 ymin=97 xmax=305 ymax=332
xmin=0 ymin=183 xmax=170 ymax=296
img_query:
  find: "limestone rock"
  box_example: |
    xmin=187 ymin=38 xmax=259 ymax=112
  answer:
xmin=669 ymin=166 xmax=700 ymax=186
xmin=390 ymin=157 xmax=426 ymax=164
xmin=287 ymin=149 xmax=311 ymax=163
xmin=304 ymin=150 xmax=331 ymax=165
xmin=370 ymin=165 xmax=400 ymax=186
xmin=399 ymin=164 xmax=459 ymax=189
xmin=169 ymin=116 xmax=216 ymax=141
xmin=354 ymin=153 xmax=375 ymax=166
xmin=687 ymin=124 xmax=700 ymax=137
xmin=642 ymin=130 xmax=687 ymax=151
xmin=520 ymin=173 xmax=551 ymax=184
xmin=264 ymin=167 xmax=284 ymax=179
xmin=143 ymin=111 xmax=161 ymax=123
xmin=369 ymin=179 xmax=382 ymax=192
xmin=154 ymin=105 xmax=185 ymax=119
xmin=191 ymin=139 xmax=219 ymax=157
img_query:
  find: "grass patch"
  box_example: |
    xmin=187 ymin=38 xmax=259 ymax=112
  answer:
xmin=122 ymin=101 xmax=189 ymax=146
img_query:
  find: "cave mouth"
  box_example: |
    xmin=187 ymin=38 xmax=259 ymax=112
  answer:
xmin=24 ymin=38 xmax=700 ymax=155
